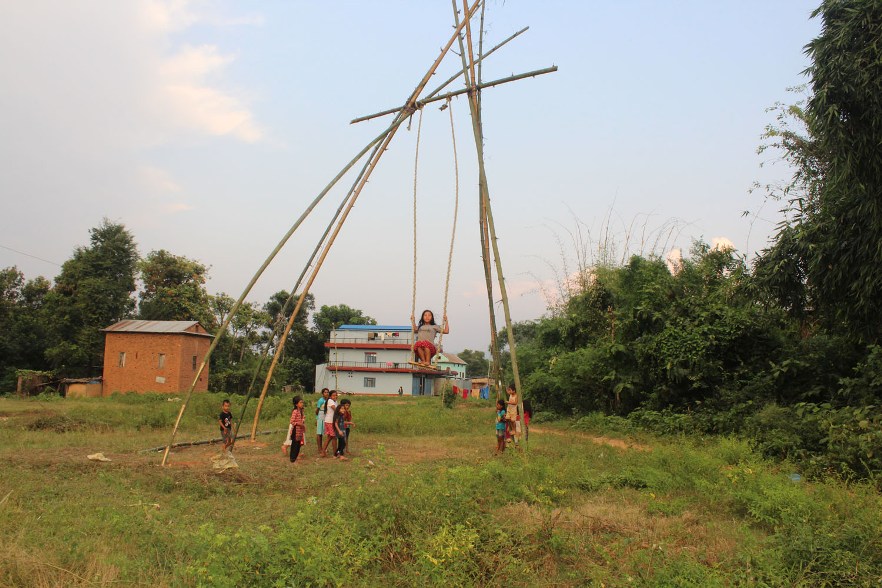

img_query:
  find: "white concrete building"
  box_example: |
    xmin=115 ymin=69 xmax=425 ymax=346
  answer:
xmin=314 ymin=324 xmax=468 ymax=395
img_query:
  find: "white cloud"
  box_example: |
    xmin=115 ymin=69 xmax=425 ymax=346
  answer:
xmin=139 ymin=165 xmax=182 ymax=193
xmin=1 ymin=1 xmax=263 ymax=150
xmin=0 ymin=0 xmax=262 ymax=245
xmin=666 ymin=247 xmax=683 ymax=274
xmin=141 ymin=0 xmax=198 ymax=33
xmin=711 ymin=237 xmax=735 ymax=252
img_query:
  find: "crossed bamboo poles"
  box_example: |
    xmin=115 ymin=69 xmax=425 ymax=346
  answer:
xmin=161 ymin=0 xmax=555 ymax=465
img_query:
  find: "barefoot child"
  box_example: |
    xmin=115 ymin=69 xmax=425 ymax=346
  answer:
xmin=495 ymin=400 xmax=507 ymax=454
xmin=411 ymin=309 xmax=450 ymax=365
xmin=218 ymin=399 xmax=234 ymax=454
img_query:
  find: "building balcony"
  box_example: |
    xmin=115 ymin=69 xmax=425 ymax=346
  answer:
xmin=325 ymin=337 xmax=413 ymax=350
xmin=325 ymin=360 xmax=448 ymax=374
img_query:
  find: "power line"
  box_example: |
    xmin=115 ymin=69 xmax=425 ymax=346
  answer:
xmin=0 ymin=244 xmax=62 ymax=267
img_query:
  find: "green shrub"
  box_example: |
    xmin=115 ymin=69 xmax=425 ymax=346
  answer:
xmin=724 ymin=465 xmax=882 ymax=585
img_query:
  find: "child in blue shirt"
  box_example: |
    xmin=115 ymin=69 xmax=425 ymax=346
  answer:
xmin=495 ymin=400 xmax=507 ymax=454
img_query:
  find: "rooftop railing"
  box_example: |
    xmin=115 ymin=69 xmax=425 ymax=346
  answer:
xmin=328 ymin=337 xmax=413 ymax=345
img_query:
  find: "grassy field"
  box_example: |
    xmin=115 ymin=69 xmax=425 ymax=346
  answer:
xmin=1 ymin=392 xmax=881 ymax=587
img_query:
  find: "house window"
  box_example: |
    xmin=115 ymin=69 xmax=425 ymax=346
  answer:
xmin=118 ymin=352 xmax=126 ymax=367
xmin=364 ymin=377 xmax=376 ymax=388
xmin=157 ymin=353 xmax=166 ymax=369
xmin=192 ymin=355 xmax=198 ymax=370
xmin=364 ymin=352 xmax=377 ymax=363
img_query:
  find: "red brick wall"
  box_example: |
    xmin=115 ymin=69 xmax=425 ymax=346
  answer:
xmin=102 ymin=332 xmax=210 ymax=395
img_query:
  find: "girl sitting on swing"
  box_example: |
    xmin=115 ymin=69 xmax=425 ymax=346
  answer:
xmin=411 ymin=309 xmax=449 ymax=366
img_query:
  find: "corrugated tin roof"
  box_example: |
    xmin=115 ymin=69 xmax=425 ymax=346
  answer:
xmin=336 ymin=324 xmax=409 ymax=331
xmin=102 ymin=320 xmax=212 ymax=337
xmin=438 ymin=352 xmax=466 ymax=365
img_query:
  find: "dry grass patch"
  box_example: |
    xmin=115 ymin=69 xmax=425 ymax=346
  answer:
xmin=0 ymin=540 xmax=121 ymax=588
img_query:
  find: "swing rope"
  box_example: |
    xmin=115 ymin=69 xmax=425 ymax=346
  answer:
xmin=408 ymin=108 xmax=424 ymax=366
xmin=434 ymin=97 xmax=459 ymax=365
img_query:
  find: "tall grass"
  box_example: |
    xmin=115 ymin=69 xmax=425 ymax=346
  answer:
xmin=1 ymin=394 xmax=881 ymax=586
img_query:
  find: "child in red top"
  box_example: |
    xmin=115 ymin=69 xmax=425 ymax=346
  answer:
xmin=289 ymin=396 xmax=306 ymax=464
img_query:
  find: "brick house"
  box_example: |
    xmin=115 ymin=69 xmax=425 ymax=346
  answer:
xmin=102 ymin=320 xmax=212 ymax=395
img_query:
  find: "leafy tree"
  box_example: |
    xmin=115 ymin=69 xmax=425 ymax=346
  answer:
xmin=207 ymin=292 xmax=236 ymax=332
xmin=513 ymin=244 xmax=792 ymax=416
xmin=44 ymin=219 xmax=139 ymax=374
xmin=457 ymin=349 xmax=489 ymax=379
xmin=261 ymin=291 xmax=324 ymax=392
xmin=264 ymin=290 xmax=312 ymax=330
xmin=757 ymin=1 xmax=882 ymax=342
xmin=0 ymin=267 xmax=52 ymax=388
xmin=138 ymin=249 xmax=211 ymax=326
xmin=230 ymin=301 xmax=269 ymax=362
xmin=312 ymin=304 xmax=376 ymax=341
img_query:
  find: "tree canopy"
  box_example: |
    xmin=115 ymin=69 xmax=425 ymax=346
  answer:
xmin=757 ymin=0 xmax=882 ymax=342
xmin=44 ymin=219 xmax=139 ymax=374
xmin=138 ymin=249 xmax=211 ymax=327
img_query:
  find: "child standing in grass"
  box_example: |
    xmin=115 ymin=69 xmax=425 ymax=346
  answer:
xmin=505 ymin=383 xmax=520 ymax=448
xmin=495 ymin=400 xmax=507 ymax=454
xmin=219 ymin=399 xmax=234 ymax=454
xmin=289 ymin=396 xmax=306 ymax=464
xmin=334 ymin=399 xmax=350 ymax=460
xmin=282 ymin=396 xmax=296 ymax=455
xmin=342 ymin=399 xmax=354 ymax=455
xmin=321 ymin=390 xmax=339 ymax=457
xmin=316 ymin=388 xmax=329 ymax=454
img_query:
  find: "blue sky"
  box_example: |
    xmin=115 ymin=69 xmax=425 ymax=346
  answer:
xmin=0 ymin=1 xmax=820 ymax=351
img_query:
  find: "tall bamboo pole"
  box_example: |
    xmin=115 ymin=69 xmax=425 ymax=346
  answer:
xmin=350 ymin=26 xmax=529 ymax=125
xmin=450 ymin=0 xmax=503 ymax=398
xmin=248 ymin=1 xmax=484 ymax=437
xmin=233 ymin=130 xmax=400 ymax=445
xmin=456 ymin=0 xmax=525 ymax=422
xmin=161 ymin=126 xmax=391 ymax=466
xmin=234 ymin=132 xmax=390 ymax=445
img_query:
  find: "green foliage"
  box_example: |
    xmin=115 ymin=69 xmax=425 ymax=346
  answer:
xmin=511 ymin=232 xmax=882 ymax=485
xmin=724 ymin=462 xmax=882 ymax=585
xmin=756 ymin=1 xmax=882 ymax=342
xmin=457 ymin=349 xmax=489 ymax=379
xmin=138 ymin=249 xmax=211 ymax=325
xmin=440 ymin=381 xmax=457 ymax=408
xmin=312 ymin=303 xmax=376 ymax=340
xmin=518 ymin=243 xmax=788 ymax=417
xmin=838 ymin=344 xmax=882 ymax=405
xmin=0 ymin=268 xmax=53 ymax=389
xmin=746 ymin=401 xmax=882 ymax=486
xmin=43 ymin=219 xmax=139 ymax=375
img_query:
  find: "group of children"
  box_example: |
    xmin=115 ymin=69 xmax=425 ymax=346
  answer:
xmin=282 ymin=387 xmax=353 ymax=464
xmin=495 ymin=383 xmax=531 ymax=454
xmin=217 ymin=382 xmax=531 ymax=463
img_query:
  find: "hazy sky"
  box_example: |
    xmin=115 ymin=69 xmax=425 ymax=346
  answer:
xmin=1 ymin=1 xmax=820 ymax=352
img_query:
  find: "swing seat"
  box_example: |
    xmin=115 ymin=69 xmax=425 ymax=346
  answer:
xmin=407 ymin=361 xmax=441 ymax=371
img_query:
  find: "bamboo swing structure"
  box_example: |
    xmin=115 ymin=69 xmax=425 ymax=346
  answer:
xmin=160 ymin=0 xmax=555 ymax=465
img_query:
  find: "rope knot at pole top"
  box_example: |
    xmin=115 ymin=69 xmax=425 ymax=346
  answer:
xmin=405 ymin=104 xmax=425 ymax=131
